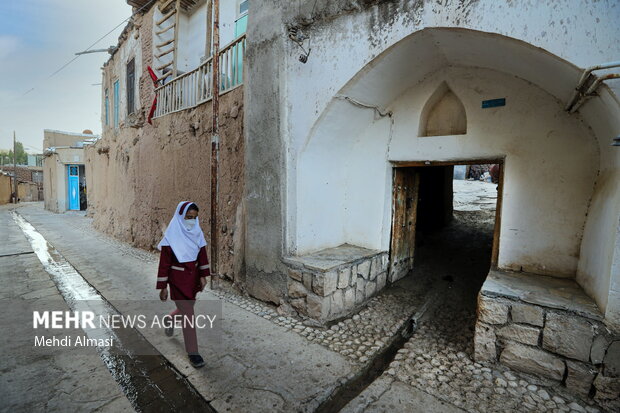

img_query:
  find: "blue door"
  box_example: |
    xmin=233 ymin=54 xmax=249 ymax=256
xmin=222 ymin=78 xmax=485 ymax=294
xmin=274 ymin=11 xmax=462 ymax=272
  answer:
xmin=68 ymin=165 xmax=80 ymax=210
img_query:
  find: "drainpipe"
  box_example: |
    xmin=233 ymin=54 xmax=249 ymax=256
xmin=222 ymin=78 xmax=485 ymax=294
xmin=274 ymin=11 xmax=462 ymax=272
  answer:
xmin=210 ymin=0 xmax=220 ymax=286
xmin=569 ymin=73 xmax=620 ymax=113
xmin=565 ymin=60 xmax=620 ymax=112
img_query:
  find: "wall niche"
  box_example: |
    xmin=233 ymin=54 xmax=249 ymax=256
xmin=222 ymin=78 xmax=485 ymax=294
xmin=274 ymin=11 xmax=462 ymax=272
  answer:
xmin=419 ymin=82 xmax=467 ymax=137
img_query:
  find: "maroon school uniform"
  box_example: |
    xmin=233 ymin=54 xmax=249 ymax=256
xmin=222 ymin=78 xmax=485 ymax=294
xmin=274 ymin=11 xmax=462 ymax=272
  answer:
xmin=156 ymin=245 xmax=210 ymax=300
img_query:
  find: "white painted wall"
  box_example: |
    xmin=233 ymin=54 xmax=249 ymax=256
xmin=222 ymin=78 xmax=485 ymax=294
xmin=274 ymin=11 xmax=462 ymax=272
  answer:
xmin=280 ymin=1 xmax=620 ymax=318
xmin=220 ymin=0 xmax=239 ymax=46
xmin=576 ymin=86 xmax=620 ymax=321
xmin=153 ymin=0 xmax=238 ymax=72
xmin=298 ymin=66 xmax=600 ymax=281
xmin=170 ymin=0 xmax=242 ymax=73
xmin=389 ymin=68 xmax=599 ymax=277
xmin=177 ymin=3 xmax=208 ymax=71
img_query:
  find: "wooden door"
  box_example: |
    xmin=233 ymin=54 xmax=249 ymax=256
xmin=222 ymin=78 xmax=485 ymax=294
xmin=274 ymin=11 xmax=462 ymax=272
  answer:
xmin=389 ymin=168 xmax=420 ymax=283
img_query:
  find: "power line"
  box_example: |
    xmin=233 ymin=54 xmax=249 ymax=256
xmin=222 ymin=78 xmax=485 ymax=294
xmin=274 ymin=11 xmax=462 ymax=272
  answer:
xmin=22 ymin=0 xmax=157 ymax=96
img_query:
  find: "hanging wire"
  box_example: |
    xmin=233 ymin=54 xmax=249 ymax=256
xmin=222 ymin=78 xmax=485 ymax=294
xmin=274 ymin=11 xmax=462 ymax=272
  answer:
xmin=22 ymin=0 xmax=157 ymax=96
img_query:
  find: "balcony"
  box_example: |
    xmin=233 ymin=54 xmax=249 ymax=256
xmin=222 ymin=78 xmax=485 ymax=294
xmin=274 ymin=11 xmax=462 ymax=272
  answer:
xmin=153 ymin=34 xmax=246 ymax=118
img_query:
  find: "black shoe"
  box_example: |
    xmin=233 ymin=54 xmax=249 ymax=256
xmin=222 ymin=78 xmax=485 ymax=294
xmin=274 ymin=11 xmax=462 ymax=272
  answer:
xmin=189 ymin=354 xmax=205 ymax=368
xmin=164 ymin=315 xmax=174 ymax=337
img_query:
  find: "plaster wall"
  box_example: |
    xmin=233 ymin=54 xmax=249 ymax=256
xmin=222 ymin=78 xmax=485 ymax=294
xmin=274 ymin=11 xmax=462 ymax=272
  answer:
xmin=246 ymin=0 xmax=620 ymax=310
xmin=177 ymin=3 xmax=208 ymax=71
xmin=43 ymin=155 xmax=65 ymax=213
xmin=163 ymin=0 xmax=241 ymax=74
xmin=43 ymin=130 xmax=95 ymax=148
xmin=298 ymin=67 xmax=600 ymax=281
xmin=0 ymin=174 xmax=11 ymax=205
xmin=219 ymin=0 xmax=239 ymax=45
xmin=17 ymin=182 xmax=38 ymax=202
xmin=606 ymin=219 xmax=620 ymax=329
xmin=576 ymin=88 xmax=620 ymax=325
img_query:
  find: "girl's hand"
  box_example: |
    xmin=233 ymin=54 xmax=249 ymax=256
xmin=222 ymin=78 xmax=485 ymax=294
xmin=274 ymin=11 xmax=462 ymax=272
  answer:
xmin=199 ymin=277 xmax=207 ymax=291
xmin=159 ymin=288 xmax=168 ymax=301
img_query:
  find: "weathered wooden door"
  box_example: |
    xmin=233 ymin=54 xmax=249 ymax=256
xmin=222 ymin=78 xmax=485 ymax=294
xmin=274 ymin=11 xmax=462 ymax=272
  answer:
xmin=389 ymin=168 xmax=420 ymax=283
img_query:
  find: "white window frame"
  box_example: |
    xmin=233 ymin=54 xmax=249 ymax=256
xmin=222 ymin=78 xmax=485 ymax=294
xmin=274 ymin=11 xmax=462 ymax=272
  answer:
xmin=237 ymin=0 xmax=248 ymax=19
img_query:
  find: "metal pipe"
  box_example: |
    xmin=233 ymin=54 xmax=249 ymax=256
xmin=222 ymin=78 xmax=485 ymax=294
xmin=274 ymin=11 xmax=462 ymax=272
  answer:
xmin=74 ymin=47 xmax=116 ymax=56
xmin=569 ymin=73 xmax=620 ymax=113
xmin=205 ymin=0 xmax=213 ymax=58
xmin=565 ymin=60 xmax=620 ymax=111
xmin=584 ymin=73 xmax=620 ymax=95
xmin=210 ymin=0 xmax=220 ymax=287
xmin=13 ymin=131 xmax=17 ymax=203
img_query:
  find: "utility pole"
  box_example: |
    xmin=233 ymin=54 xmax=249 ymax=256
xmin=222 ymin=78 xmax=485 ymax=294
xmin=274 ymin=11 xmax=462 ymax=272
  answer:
xmin=13 ymin=131 xmax=17 ymax=204
xmin=210 ymin=0 xmax=220 ymax=287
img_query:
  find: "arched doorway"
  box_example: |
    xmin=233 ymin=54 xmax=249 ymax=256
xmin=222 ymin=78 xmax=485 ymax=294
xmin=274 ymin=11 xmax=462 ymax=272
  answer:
xmin=289 ymin=27 xmax=619 ymax=398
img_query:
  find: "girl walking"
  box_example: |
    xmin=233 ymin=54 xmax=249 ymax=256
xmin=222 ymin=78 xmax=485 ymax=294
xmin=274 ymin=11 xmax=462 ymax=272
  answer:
xmin=156 ymin=201 xmax=211 ymax=368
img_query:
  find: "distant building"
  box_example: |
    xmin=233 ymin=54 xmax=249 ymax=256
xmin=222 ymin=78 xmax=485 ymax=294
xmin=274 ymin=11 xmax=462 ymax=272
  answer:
xmin=43 ymin=129 xmax=97 ymax=213
xmin=0 ymin=164 xmax=44 ymax=203
xmin=27 ymin=154 xmax=44 ymax=167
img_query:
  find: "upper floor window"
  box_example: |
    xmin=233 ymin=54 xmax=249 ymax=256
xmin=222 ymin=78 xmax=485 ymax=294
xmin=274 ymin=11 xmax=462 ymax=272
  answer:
xmin=238 ymin=0 xmax=248 ymax=16
xmin=235 ymin=0 xmax=248 ymax=37
xmin=113 ymin=80 xmax=120 ymax=129
xmin=126 ymin=58 xmax=136 ymax=115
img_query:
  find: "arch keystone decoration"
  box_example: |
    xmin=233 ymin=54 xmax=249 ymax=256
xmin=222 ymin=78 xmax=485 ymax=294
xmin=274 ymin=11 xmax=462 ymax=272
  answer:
xmin=418 ymin=82 xmax=467 ymax=137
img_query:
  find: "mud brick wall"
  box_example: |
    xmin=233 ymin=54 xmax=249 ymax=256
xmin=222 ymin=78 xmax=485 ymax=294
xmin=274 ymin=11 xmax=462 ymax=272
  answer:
xmin=474 ymin=294 xmax=620 ymax=411
xmin=285 ymin=252 xmax=389 ymax=322
xmin=0 ymin=166 xmax=35 ymax=184
xmin=85 ymin=5 xmax=245 ymax=284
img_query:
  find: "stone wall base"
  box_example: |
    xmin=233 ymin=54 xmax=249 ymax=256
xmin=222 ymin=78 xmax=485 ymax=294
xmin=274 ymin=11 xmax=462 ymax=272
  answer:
xmin=283 ymin=245 xmax=389 ymax=323
xmin=474 ymin=274 xmax=620 ymax=411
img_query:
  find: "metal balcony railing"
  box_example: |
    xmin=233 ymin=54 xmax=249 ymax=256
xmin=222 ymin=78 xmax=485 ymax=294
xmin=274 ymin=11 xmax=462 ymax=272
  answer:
xmin=153 ymin=34 xmax=246 ymax=118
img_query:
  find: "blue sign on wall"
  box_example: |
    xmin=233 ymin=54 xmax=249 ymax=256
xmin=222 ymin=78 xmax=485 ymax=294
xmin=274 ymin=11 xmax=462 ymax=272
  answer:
xmin=482 ymin=98 xmax=506 ymax=109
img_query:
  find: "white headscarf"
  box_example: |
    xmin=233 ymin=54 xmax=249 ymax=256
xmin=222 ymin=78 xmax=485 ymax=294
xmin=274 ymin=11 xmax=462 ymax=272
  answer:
xmin=157 ymin=201 xmax=208 ymax=263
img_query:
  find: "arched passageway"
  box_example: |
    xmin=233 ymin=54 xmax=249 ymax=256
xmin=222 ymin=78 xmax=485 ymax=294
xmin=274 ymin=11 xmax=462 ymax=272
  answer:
xmin=288 ymin=27 xmax=619 ymax=399
xmin=293 ymin=27 xmax=618 ymax=317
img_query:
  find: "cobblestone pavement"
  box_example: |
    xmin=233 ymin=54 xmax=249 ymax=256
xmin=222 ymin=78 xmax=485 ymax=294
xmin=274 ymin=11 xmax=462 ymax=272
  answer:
xmin=384 ymin=304 xmax=602 ymax=413
xmin=344 ymin=208 xmax=606 ymax=413
xmin=210 ymin=283 xmax=427 ymax=365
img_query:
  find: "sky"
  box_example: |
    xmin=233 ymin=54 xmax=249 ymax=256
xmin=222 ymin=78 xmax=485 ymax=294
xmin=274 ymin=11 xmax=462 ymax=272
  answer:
xmin=0 ymin=0 xmax=132 ymax=153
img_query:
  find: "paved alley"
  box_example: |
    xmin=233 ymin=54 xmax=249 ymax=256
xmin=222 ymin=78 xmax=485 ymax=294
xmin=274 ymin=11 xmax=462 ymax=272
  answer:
xmin=1 ymin=202 xmax=609 ymax=413
xmin=0 ymin=205 xmax=133 ymax=412
xmin=2 ymin=202 xmax=455 ymax=412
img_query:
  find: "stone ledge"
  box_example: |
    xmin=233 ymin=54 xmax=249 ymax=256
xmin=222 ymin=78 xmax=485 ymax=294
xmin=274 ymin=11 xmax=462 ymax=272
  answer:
xmin=481 ymin=269 xmax=602 ymax=321
xmin=282 ymin=244 xmax=389 ymax=322
xmin=284 ymin=243 xmax=383 ymax=272
xmin=474 ymin=270 xmax=619 ymax=410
